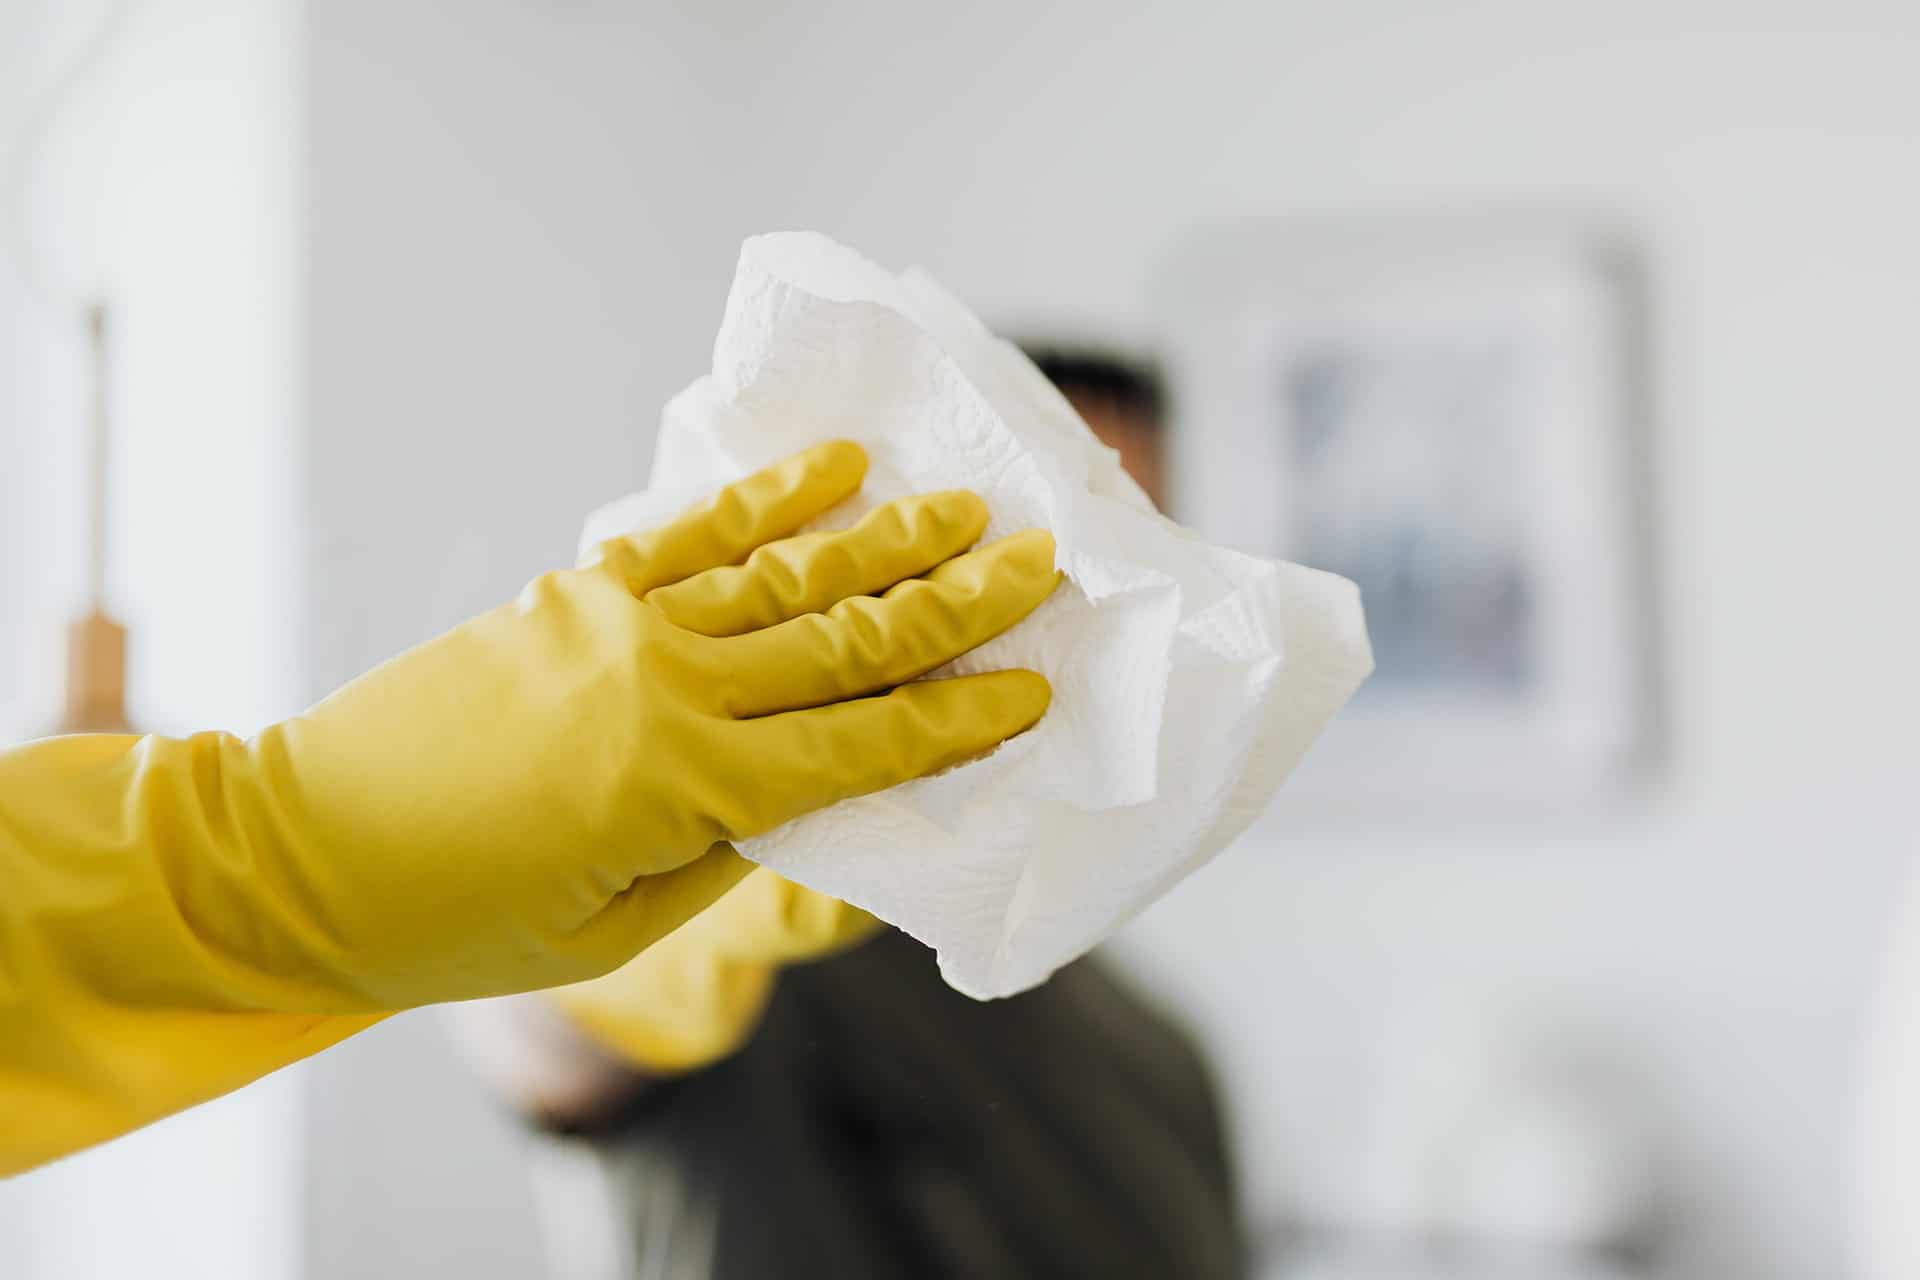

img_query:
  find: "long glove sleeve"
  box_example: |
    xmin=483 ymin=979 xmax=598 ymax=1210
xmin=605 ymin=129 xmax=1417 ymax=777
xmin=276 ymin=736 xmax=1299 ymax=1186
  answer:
xmin=0 ymin=441 xmax=1057 ymax=1174
xmin=0 ymin=731 xmax=393 ymax=1172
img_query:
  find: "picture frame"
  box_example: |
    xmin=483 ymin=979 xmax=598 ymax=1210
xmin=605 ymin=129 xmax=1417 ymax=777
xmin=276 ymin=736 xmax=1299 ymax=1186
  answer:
xmin=1154 ymin=213 xmax=1661 ymax=811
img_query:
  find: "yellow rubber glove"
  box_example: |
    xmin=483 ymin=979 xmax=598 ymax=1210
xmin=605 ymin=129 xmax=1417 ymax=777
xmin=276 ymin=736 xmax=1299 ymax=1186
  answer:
xmin=0 ymin=440 xmax=1057 ymax=1174
xmin=548 ymin=867 xmax=884 ymax=1074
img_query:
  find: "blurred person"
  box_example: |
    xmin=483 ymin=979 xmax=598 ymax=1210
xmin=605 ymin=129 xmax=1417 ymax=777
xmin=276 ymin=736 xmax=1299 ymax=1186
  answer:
xmin=1023 ymin=344 xmax=1167 ymax=508
xmin=455 ymin=350 xmax=1243 ymax=1280
xmin=0 ymin=442 xmax=1059 ymax=1174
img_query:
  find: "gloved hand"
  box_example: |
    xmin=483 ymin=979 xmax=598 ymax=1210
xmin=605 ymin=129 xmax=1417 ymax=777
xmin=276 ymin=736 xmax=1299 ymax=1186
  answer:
xmin=0 ymin=440 xmax=1057 ymax=1172
xmin=216 ymin=438 xmax=1055 ymax=1011
xmin=547 ymin=867 xmax=884 ymax=1075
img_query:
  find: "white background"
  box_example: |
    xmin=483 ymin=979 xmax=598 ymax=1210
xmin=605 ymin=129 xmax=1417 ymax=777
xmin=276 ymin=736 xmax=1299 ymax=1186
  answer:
xmin=5 ymin=2 xmax=1919 ymax=1277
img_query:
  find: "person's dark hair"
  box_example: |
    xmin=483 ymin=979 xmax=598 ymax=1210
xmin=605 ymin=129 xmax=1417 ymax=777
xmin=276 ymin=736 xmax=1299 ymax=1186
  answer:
xmin=1020 ymin=344 xmax=1166 ymax=428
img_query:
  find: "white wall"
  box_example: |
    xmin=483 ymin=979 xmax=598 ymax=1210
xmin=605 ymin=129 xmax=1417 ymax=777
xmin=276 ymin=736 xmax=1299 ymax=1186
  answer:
xmin=0 ymin=1 xmax=307 ymax=1277
xmin=299 ymin=3 xmax=1920 ymax=1277
xmin=300 ymin=5 xmax=722 ymax=1275
xmin=0 ymin=0 xmax=82 ymax=734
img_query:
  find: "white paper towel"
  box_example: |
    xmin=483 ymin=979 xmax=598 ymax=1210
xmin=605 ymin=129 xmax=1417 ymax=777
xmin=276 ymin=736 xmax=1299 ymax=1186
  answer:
xmin=581 ymin=231 xmax=1373 ymax=999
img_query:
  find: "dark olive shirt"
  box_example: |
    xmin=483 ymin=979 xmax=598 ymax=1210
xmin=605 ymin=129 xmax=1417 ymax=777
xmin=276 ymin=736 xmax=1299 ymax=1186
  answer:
xmin=547 ymin=931 xmax=1244 ymax=1280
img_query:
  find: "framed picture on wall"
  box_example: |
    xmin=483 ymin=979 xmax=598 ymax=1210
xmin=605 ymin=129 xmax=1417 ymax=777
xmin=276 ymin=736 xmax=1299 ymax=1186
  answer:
xmin=1154 ymin=213 xmax=1660 ymax=811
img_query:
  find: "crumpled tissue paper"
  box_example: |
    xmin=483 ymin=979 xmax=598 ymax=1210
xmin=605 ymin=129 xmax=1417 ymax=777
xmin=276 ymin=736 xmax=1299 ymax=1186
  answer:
xmin=581 ymin=232 xmax=1373 ymax=999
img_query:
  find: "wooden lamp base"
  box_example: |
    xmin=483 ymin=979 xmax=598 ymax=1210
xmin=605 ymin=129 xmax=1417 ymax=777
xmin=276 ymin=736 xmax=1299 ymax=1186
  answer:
xmin=57 ymin=609 xmax=132 ymax=735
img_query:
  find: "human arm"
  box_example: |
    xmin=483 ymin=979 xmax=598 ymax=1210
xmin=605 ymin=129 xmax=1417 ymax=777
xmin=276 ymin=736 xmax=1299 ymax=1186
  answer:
xmin=0 ymin=441 xmax=1056 ymax=1173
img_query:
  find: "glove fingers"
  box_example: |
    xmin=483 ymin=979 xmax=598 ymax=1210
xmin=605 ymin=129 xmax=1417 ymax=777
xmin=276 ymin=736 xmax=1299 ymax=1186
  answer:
xmin=723 ymin=669 xmax=1050 ymax=839
xmin=683 ymin=867 xmax=883 ymax=961
xmin=584 ymin=441 xmax=867 ymax=596
xmin=646 ymin=490 xmax=989 ymax=637
xmin=713 ymin=528 xmax=1058 ymax=717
